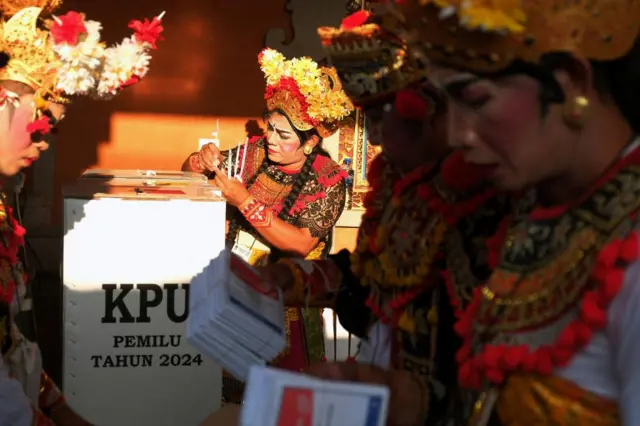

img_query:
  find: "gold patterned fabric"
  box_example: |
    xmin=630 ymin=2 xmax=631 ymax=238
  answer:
xmin=385 ymin=0 xmax=640 ymax=74
xmin=496 ymin=375 xmax=619 ymax=426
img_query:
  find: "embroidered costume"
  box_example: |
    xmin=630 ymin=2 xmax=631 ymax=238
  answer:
xmin=265 ymin=11 xmax=502 ymax=424
xmin=0 ymin=2 xmax=163 ymax=424
xmin=193 ymin=49 xmax=352 ymax=403
xmin=393 ymin=0 xmax=640 ymax=423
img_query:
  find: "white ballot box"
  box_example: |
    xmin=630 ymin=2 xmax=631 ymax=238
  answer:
xmin=62 ymin=171 xmax=227 ymax=426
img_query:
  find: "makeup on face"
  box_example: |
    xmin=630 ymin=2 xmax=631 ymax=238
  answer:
xmin=266 ymin=115 xmax=301 ymax=157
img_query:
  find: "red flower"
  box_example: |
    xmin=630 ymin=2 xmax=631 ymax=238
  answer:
xmin=341 ymin=11 xmax=371 ymax=30
xmin=26 ymin=117 xmax=51 ymax=135
xmin=503 ymin=345 xmax=527 ymax=370
xmin=121 ymin=75 xmax=141 ymax=88
xmin=394 ymin=89 xmax=430 ymax=120
xmin=129 ymin=16 xmax=165 ymax=49
xmin=51 ymin=11 xmax=87 ymax=46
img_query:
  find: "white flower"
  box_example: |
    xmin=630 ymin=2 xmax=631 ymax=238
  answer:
xmin=96 ymin=37 xmax=151 ymax=96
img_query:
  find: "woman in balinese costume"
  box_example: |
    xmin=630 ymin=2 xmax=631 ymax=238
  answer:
xmin=369 ymin=0 xmax=640 ymax=424
xmin=258 ymin=9 xmax=508 ymax=426
xmin=181 ymin=48 xmax=352 ymax=401
xmin=0 ymin=2 xmax=163 ymax=425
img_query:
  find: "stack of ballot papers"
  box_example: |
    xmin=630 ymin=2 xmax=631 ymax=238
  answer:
xmin=187 ymin=250 xmax=287 ymax=381
xmin=242 ymin=366 xmax=390 ymax=426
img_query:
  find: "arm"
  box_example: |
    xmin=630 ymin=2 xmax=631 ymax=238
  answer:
xmin=181 ymin=152 xmax=200 ymax=172
xmin=40 ymin=371 xmax=92 ymax=426
xmin=238 ymin=199 xmax=319 ymax=257
xmin=611 ymin=260 xmax=640 ymax=425
xmin=0 ymin=357 xmax=53 ymax=426
xmin=238 ymin=178 xmax=347 ymax=257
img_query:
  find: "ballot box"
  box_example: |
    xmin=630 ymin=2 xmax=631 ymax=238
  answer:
xmin=81 ymin=168 xmax=208 ymax=185
xmin=62 ymin=171 xmax=227 ymax=426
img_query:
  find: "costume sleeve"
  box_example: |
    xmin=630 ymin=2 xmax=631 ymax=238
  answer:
xmin=610 ymin=260 xmax=640 ymax=425
xmin=295 ymin=179 xmax=347 ymax=239
xmin=0 ymin=356 xmax=45 ymax=426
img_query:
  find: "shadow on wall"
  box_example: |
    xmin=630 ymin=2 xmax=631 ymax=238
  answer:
xmin=53 ymin=0 xmax=292 ymax=223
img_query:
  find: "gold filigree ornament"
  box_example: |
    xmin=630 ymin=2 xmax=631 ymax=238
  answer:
xmin=259 ymin=48 xmax=354 ymax=138
xmin=0 ymin=0 xmax=60 ymax=14
xmin=0 ymin=4 xmax=164 ymax=106
xmin=392 ymin=0 xmax=640 ymax=73
xmin=318 ymin=6 xmax=430 ymax=107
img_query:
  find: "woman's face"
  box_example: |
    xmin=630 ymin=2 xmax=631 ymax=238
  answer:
xmin=431 ymin=65 xmax=573 ymax=191
xmin=0 ymin=92 xmax=65 ymax=177
xmin=363 ymin=94 xmax=448 ymax=173
xmin=264 ymin=111 xmax=308 ymax=166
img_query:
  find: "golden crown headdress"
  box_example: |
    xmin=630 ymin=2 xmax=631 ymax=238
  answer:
xmin=259 ymin=48 xmax=354 ymax=138
xmin=395 ymin=0 xmax=640 ymax=73
xmin=0 ymin=2 xmax=165 ymax=103
xmin=317 ymin=8 xmax=430 ymax=106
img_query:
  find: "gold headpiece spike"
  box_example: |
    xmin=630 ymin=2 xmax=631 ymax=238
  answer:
xmin=3 ymin=6 xmax=41 ymax=36
xmin=0 ymin=7 xmax=56 ymax=92
xmin=157 ymin=11 xmax=166 ymax=20
xmin=0 ymin=0 xmax=61 ymax=17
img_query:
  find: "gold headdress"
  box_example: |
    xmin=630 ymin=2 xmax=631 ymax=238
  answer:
xmin=259 ymin=48 xmax=354 ymax=138
xmin=0 ymin=2 xmax=165 ymax=103
xmin=318 ymin=8 xmax=430 ymax=106
xmin=395 ymin=0 xmax=640 ymax=73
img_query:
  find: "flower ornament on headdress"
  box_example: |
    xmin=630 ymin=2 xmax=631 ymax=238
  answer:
xmin=258 ymin=48 xmax=354 ymax=138
xmin=317 ymin=6 xmax=430 ymax=107
xmin=396 ymin=0 xmax=640 ymax=74
xmin=50 ymin=9 xmax=165 ymax=99
xmin=0 ymin=3 xmax=165 ymax=137
xmin=418 ymin=0 xmax=526 ymax=34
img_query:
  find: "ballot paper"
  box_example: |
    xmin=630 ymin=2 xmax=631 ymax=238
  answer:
xmin=187 ymin=250 xmax=287 ymax=381
xmin=241 ymin=366 xmax=389 ymax=426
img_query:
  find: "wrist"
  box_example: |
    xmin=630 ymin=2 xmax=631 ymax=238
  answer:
xmin=239 ymin=195 xmax=272 ymax=228
xmin=189 ymin=154 xmax=204 ymax=173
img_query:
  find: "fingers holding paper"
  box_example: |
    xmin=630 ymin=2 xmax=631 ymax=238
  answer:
xmin=306 ymin=362 xmax=426 ymax=426
xmin=198 ymin=143 xmax=223 ymax=172
xmin=212 ymin=166 xmax=251 ymax=207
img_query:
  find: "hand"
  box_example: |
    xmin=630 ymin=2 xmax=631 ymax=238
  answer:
xmin=195 ymin=143 xmax=223 ymax=173
xmin=306 ymin=362 xmax=426 ymax=426
xmin=255 ymin=263 xmax=296 ymax=295
xmin=212 ymin=166 xmax=251 ymax=207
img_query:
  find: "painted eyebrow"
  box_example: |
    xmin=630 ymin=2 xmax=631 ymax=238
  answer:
xmin=268 ymin=121 xmax=292 ymax=134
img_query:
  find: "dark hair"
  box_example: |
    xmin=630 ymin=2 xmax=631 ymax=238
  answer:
xmin=226 ymin=110 xmax=332 ymax=259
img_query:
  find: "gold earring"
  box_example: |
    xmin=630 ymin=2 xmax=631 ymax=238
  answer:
xmin=563 ymin=95 xmax=590 ymax=128
xmin=303 ymin=144 xmax=313 ymax=155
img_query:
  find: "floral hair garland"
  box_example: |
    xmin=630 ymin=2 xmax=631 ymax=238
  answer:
xmin=50 ymin=10 xmax=165 ymax=99
xmin=25 ymin=10 xmax=165 ymax=139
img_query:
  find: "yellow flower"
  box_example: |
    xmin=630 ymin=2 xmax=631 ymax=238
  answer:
xmin=458 ymin=0 xmax=526 ymax=34
xmin=260 ymin=48 xmax=355 ymax=125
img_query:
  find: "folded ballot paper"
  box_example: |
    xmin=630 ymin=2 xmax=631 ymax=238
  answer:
xmin=187 ymin=250 xmax=287 ymax=381
xmin=242 ymin=366 xmax=390 ymax=426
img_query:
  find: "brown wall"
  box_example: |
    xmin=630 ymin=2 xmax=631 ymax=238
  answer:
xmin=53 ymin=0 xmax=293 ymax=222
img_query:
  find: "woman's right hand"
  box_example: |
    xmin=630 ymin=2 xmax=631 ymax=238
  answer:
xmin=306 ymin=362 xmax=427 ymax=426
xmin=194 ymin=143 xmax=223 ymax=173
